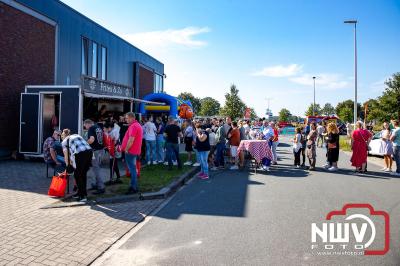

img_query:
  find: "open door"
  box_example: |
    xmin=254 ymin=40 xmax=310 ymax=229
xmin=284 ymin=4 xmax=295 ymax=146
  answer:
xmin=19 ymin=93 xmax=40 ymax=154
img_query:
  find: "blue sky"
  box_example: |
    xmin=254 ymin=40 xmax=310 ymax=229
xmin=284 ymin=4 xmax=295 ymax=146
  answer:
xmin=62 ymin=0 xmax=400 ymax=116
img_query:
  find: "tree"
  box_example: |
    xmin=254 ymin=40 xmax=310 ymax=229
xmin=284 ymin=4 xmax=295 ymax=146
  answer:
xmin=199 ymin=97 xmax=221 ymax=116
xmin=249 ymin=108 xmax=258 ymax=120
xmin=177 ymin=92 xmax=201 ymax=114
xmin=321 ymin=103 xmax=335 ymax=116
xmin=219 ymin=84 xmax=246 ymax=119
xmin=379 ymin=73 xmax=400 ymax=120
xmin=336 ymin=100 xmax=363 ymax=121
xmin=305 ymin=103 xmax=321 ymax=116
xmin=338 ymin=107 xmax=353 ymax=123
xmin=278 ymin=108 xmax=291 ymax=122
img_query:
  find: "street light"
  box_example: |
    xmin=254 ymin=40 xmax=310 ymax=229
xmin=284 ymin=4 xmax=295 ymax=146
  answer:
xmin=344 ymin=19 xmax=358 ymax=126
xmin=312 ymin=76 xmax=316 ymax=116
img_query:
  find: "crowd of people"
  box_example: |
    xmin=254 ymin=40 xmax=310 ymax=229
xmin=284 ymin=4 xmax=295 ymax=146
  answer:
xmin=294 ymin=119 xmax=400 ymax=176
xmin=42 ymin=112 xmax=400 ymax=202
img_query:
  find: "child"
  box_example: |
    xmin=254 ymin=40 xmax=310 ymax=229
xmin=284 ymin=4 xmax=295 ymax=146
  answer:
xmin=103 ymin=122 xmax=122 ymax=184
xmin=229 ymin=122 xmax=241 ymax=170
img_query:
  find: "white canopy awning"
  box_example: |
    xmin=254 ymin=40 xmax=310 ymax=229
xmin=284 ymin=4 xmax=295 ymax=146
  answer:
xmin=83 ymin=92 xmax=165 ymax=105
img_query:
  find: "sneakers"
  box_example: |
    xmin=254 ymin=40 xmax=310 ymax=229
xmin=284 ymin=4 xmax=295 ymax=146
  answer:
xmin=78 ymin=197 xmax=87 ymax=203
xmin=323 ymin=164 xmax=330 ymax=169
xmin=93 ymin=189 xmax=105 ymax=195
xmin=164 ymin=162 xmax=169 ymax=166
xmin=192 ymin=162 xmax=200 ymax=167
xmin=147 ymin=162 xmax=151 ymax=166
xmin=197 ymin=172 xmax=209 ymax=180
xmin=173 ymin=161 xmax=178 ymax=166
xmin=328 ymin=166 xmax=338 ymax=171
xmin=381 ymin=167 xmax=388 ymax=171
xmin=383 ymin=168 xmax=392 ymax=172
xmin=184 ymin=161 xmax=193 ymax=166
xmin=125 ymin=188 xmax=138 ymax=195
xmin=262 ymin=166 xmax=270 ymax=171
xmin=230 ymin=165 xmax=239 ymax=170
xmin=200 ymin=174 xmax=209 ymax=180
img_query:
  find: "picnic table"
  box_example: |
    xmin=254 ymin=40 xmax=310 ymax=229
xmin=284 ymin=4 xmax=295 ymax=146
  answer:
xmin=237 ymin=140 xmax=273 ymax=171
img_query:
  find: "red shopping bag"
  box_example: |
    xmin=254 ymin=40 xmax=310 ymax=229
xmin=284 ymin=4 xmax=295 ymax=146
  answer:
xmin=48 ymin=172 xmax=68 ymax=197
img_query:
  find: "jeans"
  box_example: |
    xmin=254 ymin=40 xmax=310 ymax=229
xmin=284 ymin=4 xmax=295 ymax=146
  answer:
xmin=194 ymin=149 xmax=200 ymax=164
xmin=156 ymin=134 xmax=165 ymax=162
xmin=198 ymin=151 xmax=209 ymax=175
xmin=393 ymin=146 xmax=400 ymax=174
xmin=215 ymin=142 xmax=225 ymax=167
xmin=145 ymin=140 xmax=157 ymax=163
xmin=125 ymin=153 xmax=138 ymax=190
xmin=272 ymin=141 xmax=279 ymax=162
xmin=91 ymin=149 xmax=105 ymax=190
xmin=166 ymin=142 xmax=181 ymax=168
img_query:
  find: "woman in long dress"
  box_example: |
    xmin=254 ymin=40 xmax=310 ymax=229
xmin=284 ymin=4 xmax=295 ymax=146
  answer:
xmin=326 ymin=122 xmax=340 ymax=171
xmin=350 ymin=121 xmax=372 ymax=173
xmin=379 ymin=122 xmax=393 ymax=172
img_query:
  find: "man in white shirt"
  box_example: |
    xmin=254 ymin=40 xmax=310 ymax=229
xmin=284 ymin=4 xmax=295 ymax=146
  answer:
xmin=316 ymin=123 xmax=325 ymax=148
xmin=143 ymin=116 xmax=157 ymax=165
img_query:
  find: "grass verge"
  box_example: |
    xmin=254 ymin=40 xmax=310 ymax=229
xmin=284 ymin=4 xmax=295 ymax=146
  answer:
xmin=339 ymin=135 xmax=352 ymax=152
xmin=89 ymin=154 xmax=196 ymax=199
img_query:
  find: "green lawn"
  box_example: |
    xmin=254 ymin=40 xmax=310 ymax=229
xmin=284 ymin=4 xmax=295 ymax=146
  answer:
xmin=339 ymin=135 xmax=352 ymax=152
xmin=90 ymin=154 xmax=196 ymax=199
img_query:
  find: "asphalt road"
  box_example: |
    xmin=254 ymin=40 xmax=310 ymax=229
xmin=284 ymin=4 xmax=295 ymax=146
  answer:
xmin=97 ymin=136 xmax=400 ymax=266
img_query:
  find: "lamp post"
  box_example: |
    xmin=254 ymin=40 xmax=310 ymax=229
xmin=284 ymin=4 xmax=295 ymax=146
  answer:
xmin=344 ymin=20 xmax=358 ymax=126
xmin=312 ymin=76 xmax=316 ymax=116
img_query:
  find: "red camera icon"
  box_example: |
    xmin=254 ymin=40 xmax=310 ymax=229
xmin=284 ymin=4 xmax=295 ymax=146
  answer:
xmin=326 ymin=203 xmax=390 ymax=255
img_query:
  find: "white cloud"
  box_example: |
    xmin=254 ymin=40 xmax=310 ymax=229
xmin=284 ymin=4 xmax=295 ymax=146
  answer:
xmin=251 ymin=64 xmax=303 ymax=77
xmin=121 ymin=26 xmax=211 ymax=49
xmin=289 ymin=73 xmax=350 ymax=89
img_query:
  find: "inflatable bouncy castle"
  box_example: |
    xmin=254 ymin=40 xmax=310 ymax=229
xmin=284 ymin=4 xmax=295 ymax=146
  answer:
xmin=139 ymin=93 xmax=194 ymax=119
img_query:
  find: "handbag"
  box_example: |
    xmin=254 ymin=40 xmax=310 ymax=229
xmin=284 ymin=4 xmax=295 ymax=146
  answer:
xmin=328 ymin=143 xmax=337 ymax=149
xmin=48 ymin=171 xmax=68 ymax=197
xmin=360 ymin=130 xmax=371 ymax=151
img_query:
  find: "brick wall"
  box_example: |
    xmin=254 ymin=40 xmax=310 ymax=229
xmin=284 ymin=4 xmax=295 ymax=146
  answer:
xmin=0 ymin=3 xmax=55 ymax=151
xmin=138 ymin=66 xmax=154 ymax=98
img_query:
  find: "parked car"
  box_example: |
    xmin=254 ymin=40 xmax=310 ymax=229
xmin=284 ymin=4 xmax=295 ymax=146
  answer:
xmin=368 ymin=132 xmax=384 ymax=156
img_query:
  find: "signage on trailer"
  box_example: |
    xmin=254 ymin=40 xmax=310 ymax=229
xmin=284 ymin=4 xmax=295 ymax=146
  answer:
xmin=82 ymin=76 xmax=134 ymax=98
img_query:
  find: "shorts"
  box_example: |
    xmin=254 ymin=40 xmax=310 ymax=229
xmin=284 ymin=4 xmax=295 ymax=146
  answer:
xmin=184 ymin=137 xmax=193 ymax=152
xmin=230 ymin=146 xmax=238 ymax=158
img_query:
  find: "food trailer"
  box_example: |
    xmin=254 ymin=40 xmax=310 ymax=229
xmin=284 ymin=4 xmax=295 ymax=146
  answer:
xmin=19 ymin=76 xmax=162 ymax=156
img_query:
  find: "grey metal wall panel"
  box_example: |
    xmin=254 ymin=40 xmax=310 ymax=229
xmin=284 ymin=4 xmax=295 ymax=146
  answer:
xmin=15 ymin=0 xmax=164 ymax=88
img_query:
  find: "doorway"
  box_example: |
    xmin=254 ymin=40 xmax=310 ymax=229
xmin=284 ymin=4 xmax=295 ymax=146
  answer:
xmin=41 ymin=93 xmax=61 ymax=148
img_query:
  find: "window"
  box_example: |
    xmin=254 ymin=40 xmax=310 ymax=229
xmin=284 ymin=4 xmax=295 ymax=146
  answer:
xmin=91 ymin=42 xmax=98 ymax=78
xmin=154 ymin=73 xmax=163 ymax=93
xmin=81 ymin=37 xmax=89 ymax=75
xmin=101 ymin=46 xmax=107 ymax=80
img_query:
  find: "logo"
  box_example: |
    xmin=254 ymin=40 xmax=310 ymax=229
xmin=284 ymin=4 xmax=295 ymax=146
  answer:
xmin=89 ymin=79 xmax=96 ymax=91
xmin=311 ymin=204 xmax=389 ymax=256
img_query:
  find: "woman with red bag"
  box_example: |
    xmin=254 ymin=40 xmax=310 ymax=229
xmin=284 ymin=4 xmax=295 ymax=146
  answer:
xmin=61 ymin=129 xmax=92 ymax=202
xmin=103 ymin=122 xmax=122 ymax=185
xmin=350 ymin=121 xmax=372 ymax=173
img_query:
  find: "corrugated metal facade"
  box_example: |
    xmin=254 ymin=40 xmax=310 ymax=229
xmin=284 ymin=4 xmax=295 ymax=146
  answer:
xmin=15 ymin=0 xmax=164 ymax=91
